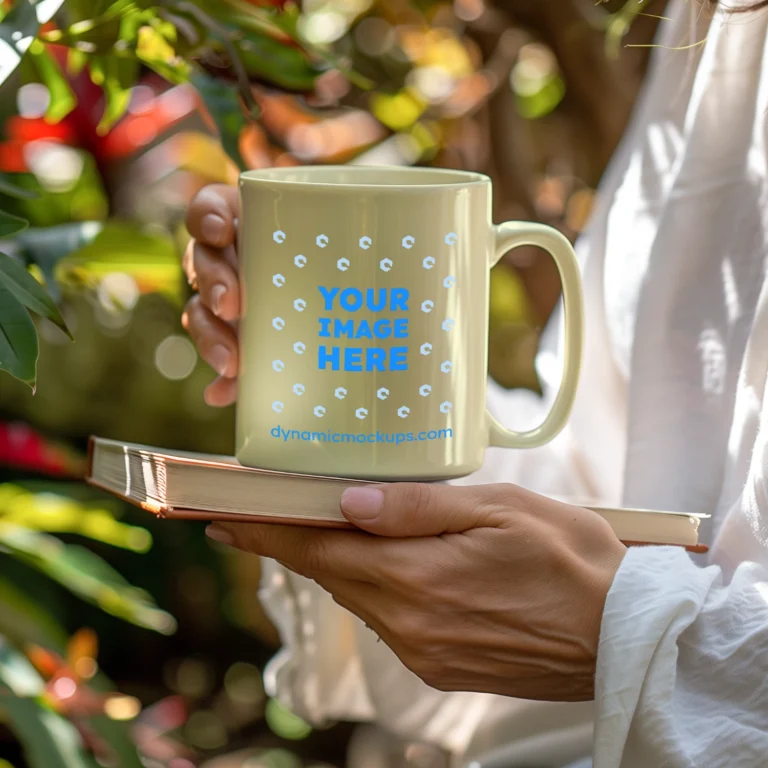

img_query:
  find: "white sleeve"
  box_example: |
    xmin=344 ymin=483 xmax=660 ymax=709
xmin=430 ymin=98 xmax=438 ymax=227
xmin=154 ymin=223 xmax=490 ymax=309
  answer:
xmin=594 ymin=543 xmax=768 ymax=768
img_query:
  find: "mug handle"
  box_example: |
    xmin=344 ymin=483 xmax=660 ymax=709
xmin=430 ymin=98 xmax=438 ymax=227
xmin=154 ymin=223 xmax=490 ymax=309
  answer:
xmin=486 ymin=222 xmax=584 ymax=449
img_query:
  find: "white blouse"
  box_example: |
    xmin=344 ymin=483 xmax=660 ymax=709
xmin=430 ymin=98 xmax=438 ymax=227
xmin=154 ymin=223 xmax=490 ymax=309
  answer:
xmin=258 ymin=2 xmax=768 ymax=766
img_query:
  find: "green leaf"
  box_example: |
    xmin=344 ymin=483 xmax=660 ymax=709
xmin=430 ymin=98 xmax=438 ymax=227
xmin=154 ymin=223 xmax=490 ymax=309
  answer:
xmin=0 ymin=175 xmax=37 ymax=201
xmin=192 ymin=70 xmax=247 ymax=170
xmin=0 ymin=638 xmax=43 ymax=697
xmin=0 ymin=640 xmax=93 ymax=768
xmin=116 ymin=7 xmax=156 ymax=47
xmin=0 ymin=283 xmax=38 ymax=387
xmin=0 ymin=252 xmax=72 ymax=339
xmin=66 ymin=48 xmax=87 ymax=76
xmin=0 ymin=524 xmax=177 ymax=634
xmin=90 ymin=56 xmax=139 ymax=134
xmin=0 ymin=696 xmax=94 ymax=768
xmin=0 ymin=0 xmax=39 ymax=88
xmin=204 ymin=1 xmax=370 ymax=90
xmin=115 ymin=10 xmax=190 ymax=82
xmin=199 ymin=0 xmax=302 ymax=46
xmin=27 ymin=39 xmax=76 ymax=122
xmin=0 ymin=210 xmax=28 ymax=237
xmin=0 ymin=580 xmax=141 ymax=767
xmin=135 ymin=20 xmax=190 ymax=83
xmin=88 ymin=716 xmax=143 ymax=768
xmin=55 ymin=221 xmax=182 ymax=304
xmin=64 ymin=0 xmax=119 ymax=22
xmin=16 ymin=222 xmax=104 ymax=300
xmin=0 ymin=577 xmax=68 ymax=652
xmin=236 ymin=31 xmax=324 ymax=92
xmin=0 ymin=484 xmax=152 ymax=553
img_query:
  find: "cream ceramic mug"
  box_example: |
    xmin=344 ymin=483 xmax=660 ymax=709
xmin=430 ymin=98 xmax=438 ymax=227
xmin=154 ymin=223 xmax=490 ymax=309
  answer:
xmin=236 ymin=166 xmax=583 ymax=481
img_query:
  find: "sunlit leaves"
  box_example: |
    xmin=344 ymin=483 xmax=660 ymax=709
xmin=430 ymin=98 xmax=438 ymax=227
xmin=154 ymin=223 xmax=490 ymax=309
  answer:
xmin=371 ymin=90 xmax=424 ymax=131
xmin=510 ymin=43 xmax=565 ymax=120
xmin=89 ymin=55 xmax=139 ymax=134
xmin=0 ymin=484 xmax=152 ymax=552
xmin=133 ymin=15 xmax=191 ymax=83
xmin=65 ymin=47 xmax=86 ymax=75
xmin=56 ymin=221 xmax=182 ymax=304
xmin=0 ymin=635 xmax=43 ymax=696
xmin=1 ymin=695 xmax=93 ymax=768
xmin=137 ymin=21 xmax=176 ymax=61
xmin=26 ymin=39 xmax=76 ymax=122
xmin=0 ymin=523 xmax=176 ymax=634
xmin=0 ymin=640 xmax=93 ymax=768
xmin=15 ymin=153 xmax=107 ymax=226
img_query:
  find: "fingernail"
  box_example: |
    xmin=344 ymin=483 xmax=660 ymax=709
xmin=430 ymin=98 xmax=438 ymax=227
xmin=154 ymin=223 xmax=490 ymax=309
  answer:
xmin=201 ymin=214 xmax=226 ymax=245
xmin=341 ymin=487 xmax=384 ymax=520
xmin=208 ymin=344 xmax=230 ymax=376
xmin=210 ymin=284 xmax=226 ymax=315
xmin=206 ymin=525 xmax=234 ymax=546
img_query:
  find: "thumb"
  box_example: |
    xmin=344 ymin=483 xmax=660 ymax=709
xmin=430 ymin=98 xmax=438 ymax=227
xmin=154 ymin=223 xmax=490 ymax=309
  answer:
xmin=340 ymin=482 xmax=502 ymax=537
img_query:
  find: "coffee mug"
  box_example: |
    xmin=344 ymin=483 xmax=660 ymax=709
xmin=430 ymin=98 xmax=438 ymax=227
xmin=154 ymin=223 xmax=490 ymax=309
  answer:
xmin=236 ymin=166 xmax=583 ymax=481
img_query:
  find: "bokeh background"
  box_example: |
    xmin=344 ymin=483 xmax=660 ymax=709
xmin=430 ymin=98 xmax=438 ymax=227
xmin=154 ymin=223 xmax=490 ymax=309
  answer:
xmin=0 ymin=1 xmax=668 ymax=766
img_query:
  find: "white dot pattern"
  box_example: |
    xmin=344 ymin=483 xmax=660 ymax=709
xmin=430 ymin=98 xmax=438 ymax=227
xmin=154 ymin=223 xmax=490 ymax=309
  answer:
xmin=268 ymin=230 xmax=460 ymax=420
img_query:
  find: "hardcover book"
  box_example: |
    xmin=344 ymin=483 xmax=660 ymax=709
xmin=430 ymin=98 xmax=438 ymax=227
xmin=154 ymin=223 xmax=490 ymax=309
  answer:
xmin=86 ymin=437 xmax=707 ymax=552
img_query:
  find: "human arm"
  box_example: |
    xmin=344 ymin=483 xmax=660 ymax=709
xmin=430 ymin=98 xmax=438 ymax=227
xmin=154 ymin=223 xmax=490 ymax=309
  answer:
xmin=207 ymin=481 xmax=626 ymax=702
xmin=593 ymin=540 xmax=768 ymax=767
xmin=211 ymin=481 xmax=768 ymax=767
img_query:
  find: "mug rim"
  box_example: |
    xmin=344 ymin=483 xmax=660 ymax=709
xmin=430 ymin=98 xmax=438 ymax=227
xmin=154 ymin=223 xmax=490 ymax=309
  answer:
xmin=240 ymin=165 xmax=490 ymax=190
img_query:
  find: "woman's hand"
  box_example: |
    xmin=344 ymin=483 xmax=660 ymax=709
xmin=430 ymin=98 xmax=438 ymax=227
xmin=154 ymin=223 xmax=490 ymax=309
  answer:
xmin=182 ymin=184 xmax=241 ymax=406
xmin=206 ymin=483 xmax=626 ymax=702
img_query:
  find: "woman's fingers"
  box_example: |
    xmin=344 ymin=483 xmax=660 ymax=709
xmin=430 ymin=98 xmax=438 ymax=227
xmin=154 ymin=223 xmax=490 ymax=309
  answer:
xmin=183 ymin=295 xmax=239 ymax=380
xmin=184 ymin=240 xmax=240 ymax=322
xmin=183 ymin=184 xmax=241 ymax=407
xmin=204 ymin=376 xmax=238 ymax=407
xmin=186 ymin=184 xmax=239 ymax=249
